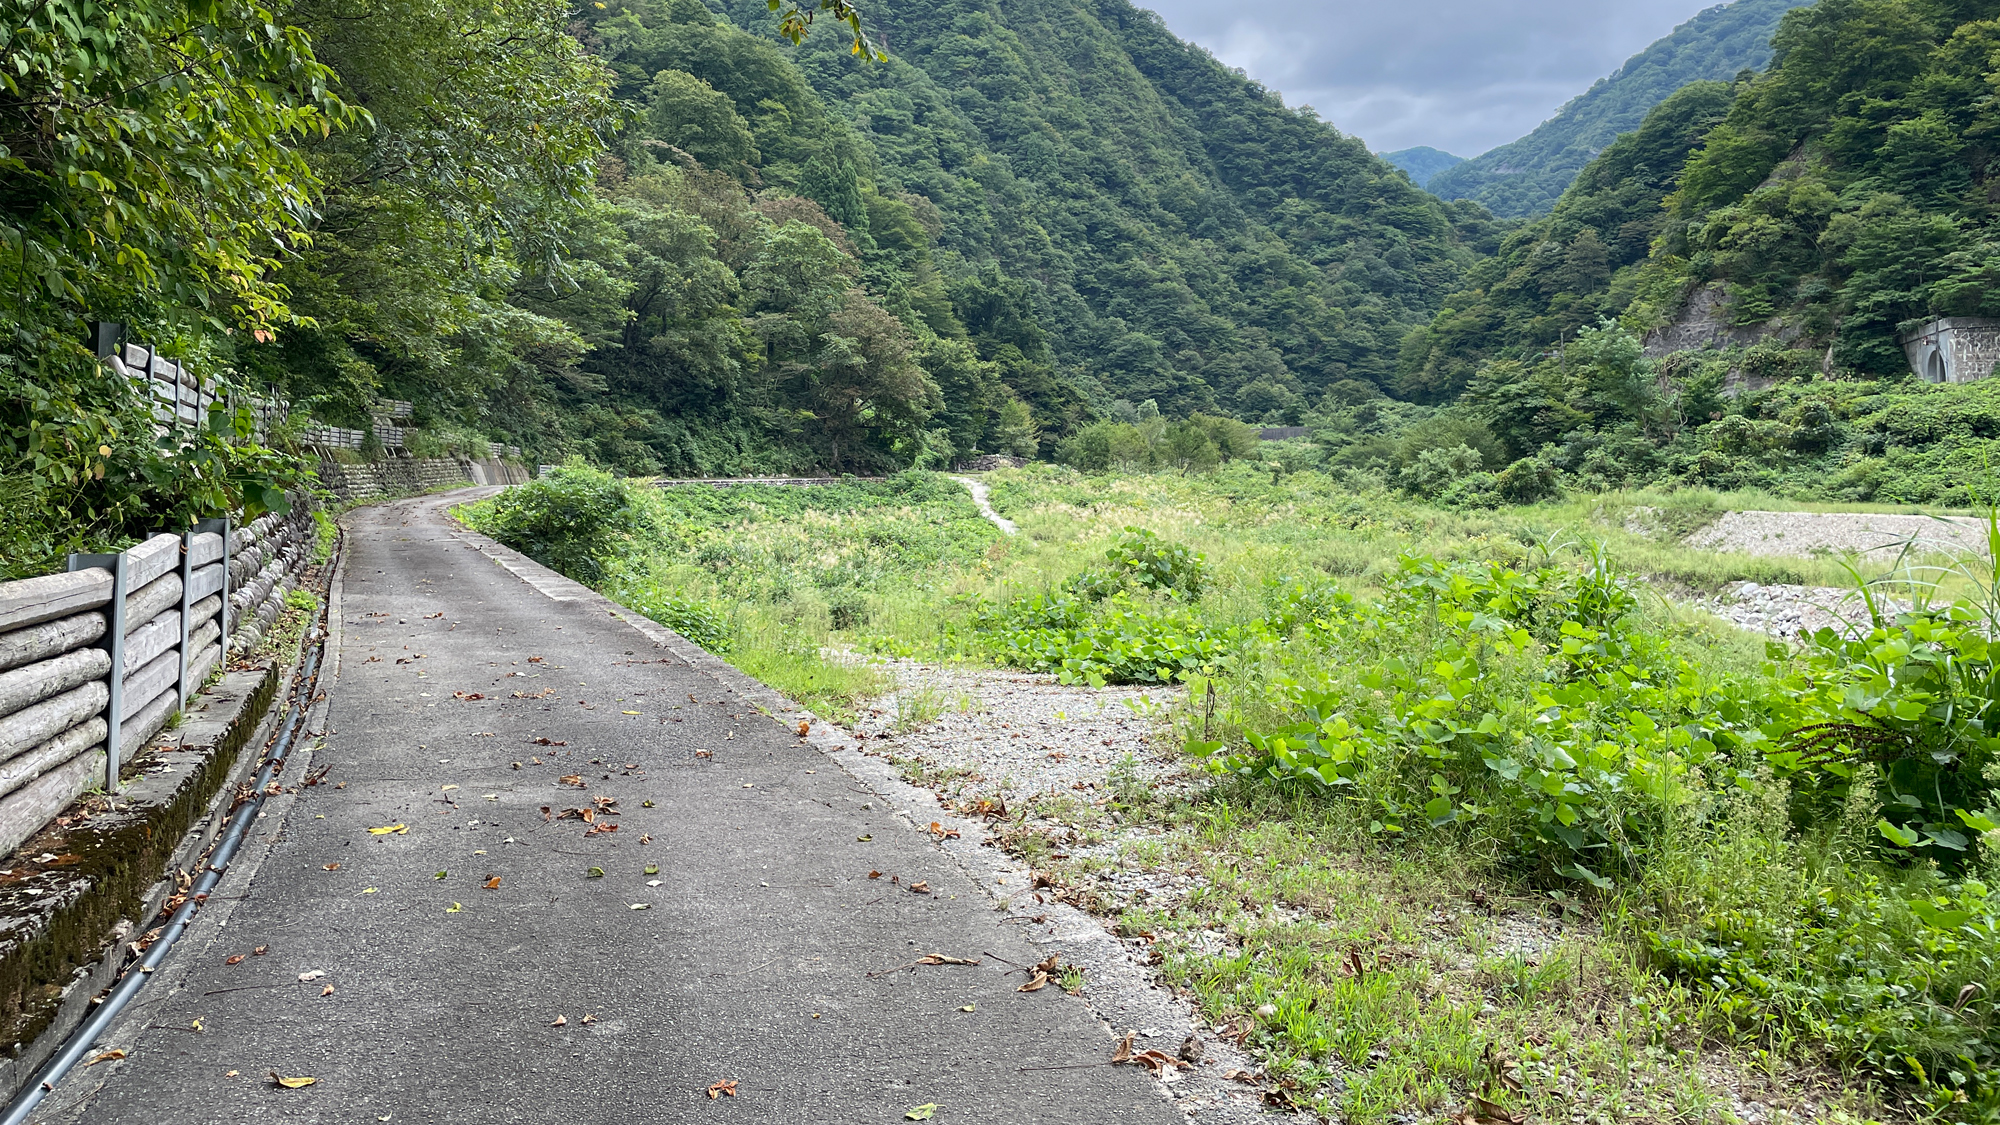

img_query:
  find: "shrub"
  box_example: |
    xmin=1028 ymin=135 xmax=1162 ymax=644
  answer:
xmin=471 ymin=459 xmax=654 ymax=583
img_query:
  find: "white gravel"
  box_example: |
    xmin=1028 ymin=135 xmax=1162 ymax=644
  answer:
xmin=1687 ymin=509 xmax=1990 ymax=558
xmin=1692 ymin=580 xmax=1908 ymax=639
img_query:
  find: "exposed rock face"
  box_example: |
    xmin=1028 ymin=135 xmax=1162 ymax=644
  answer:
xmin=1643 ymin=282 xmax=1815 ymax=395
xmin=1644 ymin=283 xmax=1800 ymax=354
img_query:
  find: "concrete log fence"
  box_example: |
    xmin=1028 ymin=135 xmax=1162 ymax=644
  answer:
xmin=0 ymin=505 xmax=316 ymax=860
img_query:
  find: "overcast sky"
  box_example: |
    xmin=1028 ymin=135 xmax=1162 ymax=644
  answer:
xmin=1139 ymin=0 xmax=1725 ymax=157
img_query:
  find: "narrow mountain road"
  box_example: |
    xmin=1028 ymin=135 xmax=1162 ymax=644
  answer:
xmin=37 ymin=489 xmax=1177 ymax=1124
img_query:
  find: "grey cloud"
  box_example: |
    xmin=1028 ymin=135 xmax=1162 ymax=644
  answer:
xmin=1140 ymin=0 xmax=1724 ymax=155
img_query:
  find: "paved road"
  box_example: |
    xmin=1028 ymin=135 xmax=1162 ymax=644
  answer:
xmin=40 ymin=490 xmax=1179 ymax=1124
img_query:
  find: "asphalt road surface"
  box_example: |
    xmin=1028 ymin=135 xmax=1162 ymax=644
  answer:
xmin=37 ymin=489 xmax=1181 ymax=1125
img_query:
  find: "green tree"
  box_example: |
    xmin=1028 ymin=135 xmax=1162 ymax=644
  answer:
xmin=647 ymin=70 xmax=761 ymax=172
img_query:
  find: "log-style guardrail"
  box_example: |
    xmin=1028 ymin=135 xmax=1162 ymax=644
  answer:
xmin=0 ymin=508 xmax=314 ymax=860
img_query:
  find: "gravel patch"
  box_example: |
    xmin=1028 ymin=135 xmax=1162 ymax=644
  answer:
xmin=1690 ymin=580 xmax=1906 ymax=639
xmin=1687 ymin=509 xmax=1989 ymax=559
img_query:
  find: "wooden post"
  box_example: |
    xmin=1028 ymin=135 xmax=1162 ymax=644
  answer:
xmin=66 ymin=551 xmax=127 ymax=792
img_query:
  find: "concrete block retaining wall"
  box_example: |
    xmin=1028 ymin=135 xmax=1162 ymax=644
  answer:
xmin=0 ymin=509 xmax=313 ymax=867
xmin=315 ymin=456 xmax=528 ymax=503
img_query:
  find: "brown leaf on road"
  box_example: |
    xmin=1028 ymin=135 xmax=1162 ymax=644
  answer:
xmin=549 ymin=1015 xmax=567 ymax=1027
xmin=584 ymin=823 xmax=619 ymax=837
xmin=867 ymin=870 xmax=882 ymax=879
xmin=1031 ymin=953 xmax=1059 ymax=976
xmin=530 ymin=737 xmax=566 ymax=746
xmin=452 ymin=691 xmax=485 ymax=701
xmin=796 ymin=720 xmax=810 ymax=737
xmin=423 ymin=612 xmax=443 ymax=619
xmin=320 ymin=985 xmax=334 ymax=996
xmin=528 ymin=656 xmax=544 ymax=663
xmin=482 ymin=876 xmax=501 ymax=889
xmin=321 ymin=863 xmax=340 ymax=871
xmin=1125 ymin=1049 xmax=1188 ymax=1076
xmin=915 ymin=954 xmax=980 ymax=966
xmin=269 ymin=1072 xmax=315 ymax=1089
xmin=557 ymin=775 xmax=585 ymax=788
xmin=225 ymin=955 xmax=245 ymax=965
xmin=84 ymin=1050 xmax=126 ymax=1066
xmin=1111 ymin=1032 xmax=1134 ymax=1064
xmin=253 ymin=945 xmax=269 ymax=956
xmin=1017 ymin=972 xmax=1048 ymax=992
xmin=908 ymin=881 xmax=930 ymax=894
xmin=926 ymin=822 xmax=960 ymax=841
xmin=706 ymin=1079 xmax=738 ymax=1099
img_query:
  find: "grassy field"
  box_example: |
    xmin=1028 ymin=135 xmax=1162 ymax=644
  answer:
xmin=463 ymin=462 xmax=2000 ymax=1123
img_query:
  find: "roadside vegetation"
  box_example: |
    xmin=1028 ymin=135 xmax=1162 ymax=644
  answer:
xmin=463 ymin=459 xmax=2000 ymax=1121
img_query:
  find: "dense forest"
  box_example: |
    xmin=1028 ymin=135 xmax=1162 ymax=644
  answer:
xmin=1427 ymin=0 xmax=1808 ymax=218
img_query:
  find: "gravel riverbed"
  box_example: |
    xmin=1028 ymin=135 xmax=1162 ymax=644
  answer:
xmin=1687 ymin=509 xmax=1989 ymax=558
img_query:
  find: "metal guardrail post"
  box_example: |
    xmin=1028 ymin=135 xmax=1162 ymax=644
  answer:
xmin=67 ymin=550 xmax=128 ymax=793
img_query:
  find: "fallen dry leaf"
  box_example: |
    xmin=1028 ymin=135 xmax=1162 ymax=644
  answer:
xmin=916 ymin=953 xmax=981 ymax=966
xmin=297 ymin=971 xmax=326 ymax=982
xmin=482 ymin=876 xmax=501 ymax=890
xmin=320 ymin=985 xmax=334 ymax=996
xmin=706 ymin=1079 xmax=738 ymax=1099
xmin=693 ymin=749 xmax=713 ymax=759
xmin=584 ymin=823 xmax=619 ymax=837
xmin=1112 ymin=1032 xmax=1135 ymax=1064
xmin=549 ymin=1015 xmax=567 ymax=1027
xmin=868 ymin=870 xmax=882 ymax=879
xmin=270 ymin=1072 xmax=315 ymax=1089
xmin=581 ymin=1013 xmax=597 ymax=1024
xmin=1222 ymin=1068 xmax=1258 ymax=1083
xmin=1458 ymin=1098 xmax=1526 ymax=1125
xmin=528 ymin=656 xmax=544 ymax=663
xmin=908 ymin=881 xmax=930 ymax=894
xmin=366 ymin=824 xmax=407 ymax=836
xmin=452 ymin=691 xmax=485 ymax=701
xmin=423 ymin=611 xmax=443 ymax=619
xmin=225 ymin=954 xmax=245 ymax=966
xmin=84 ymin=1049 xmax=126 ymax=1066
xmin=1017 ymin=972 xmax=1048 ymax=992
xmin=796 ymin=720 xmax=810 ymax=737
xmin=321 ymin=863 xmax=340 ymax=871
xmin=927 ymin=822 xmax=961 ymax=841
xmin=557 ymin=775 xmax=585 ymax=788
xmin=253 ymin=945 xmax=268 ymax=956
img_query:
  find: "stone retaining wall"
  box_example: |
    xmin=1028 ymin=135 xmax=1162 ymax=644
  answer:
xmin=315 ymin=456 xmax=528 ymax=503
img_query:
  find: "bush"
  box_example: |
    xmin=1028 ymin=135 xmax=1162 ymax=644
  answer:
xmin=470 ymin=459 xmax=654 ymax=583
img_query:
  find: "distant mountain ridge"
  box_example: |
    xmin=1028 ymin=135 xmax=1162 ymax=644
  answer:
xmin=1380 ymin=146 xmax=1465 ymax=187
xmin=1425 ymin=0 xmax=1812 ymax=218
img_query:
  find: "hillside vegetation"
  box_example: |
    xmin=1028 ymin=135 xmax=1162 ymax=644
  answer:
xmin=1427 ymin=0 xmax=1808 ymax=218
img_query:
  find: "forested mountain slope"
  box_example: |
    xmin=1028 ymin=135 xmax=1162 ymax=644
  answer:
xmin=1380 ymin=147 xmax=1467 ymax=187
xmin=1427 ymin=0 xmax=1810 ymax=217
xmin=690 ymin=0 xmax=1498 ymax=420
xmin=1371 ymin=0 xmax=2000 ymax=507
